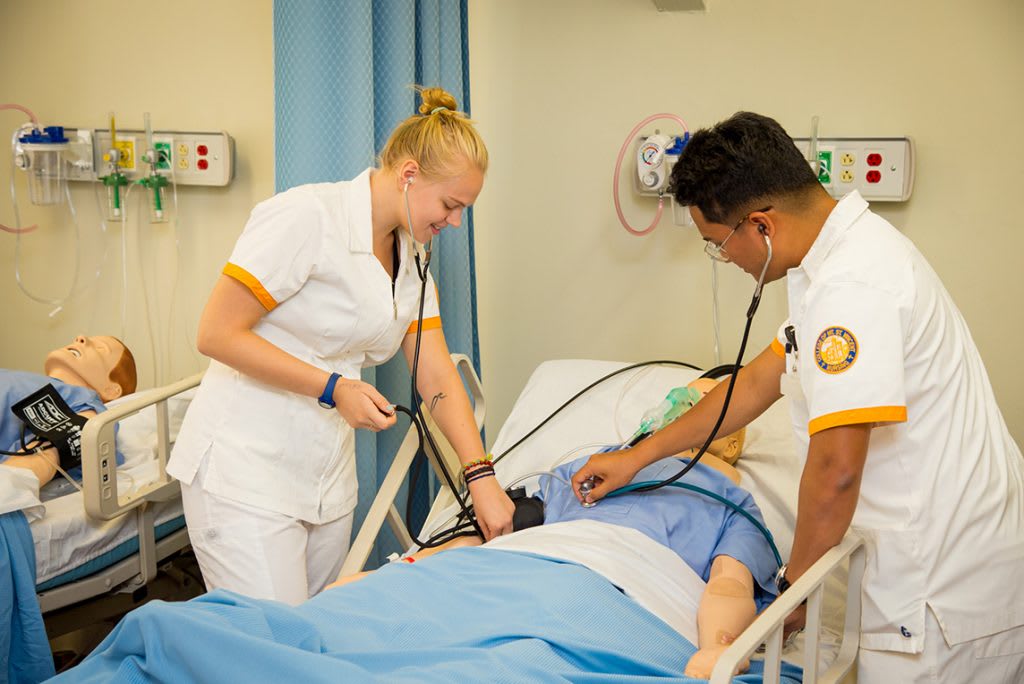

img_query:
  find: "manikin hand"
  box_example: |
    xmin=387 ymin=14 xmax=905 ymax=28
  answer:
xmin=684 ymin=642 xmax=750 ymax=679
xmin=332 ymin=378 xmax=398 ymax=432
xmin=570 ymin=449 xmax=643 ymax=504
xmin=467 ymin=475 xmax=515 ymax=540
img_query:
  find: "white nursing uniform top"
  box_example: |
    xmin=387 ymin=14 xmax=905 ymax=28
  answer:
xmin=168 ymin=169 xmax=441 ymax=523
xmin=771 ymin=191 xmax=1024 ymax=653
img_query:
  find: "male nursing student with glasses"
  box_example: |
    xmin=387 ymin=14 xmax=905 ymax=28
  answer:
xmin=573 ymin=112 xmax=1024 ymax=682
xmin=167 ymin=87 xmax=515 ymax=605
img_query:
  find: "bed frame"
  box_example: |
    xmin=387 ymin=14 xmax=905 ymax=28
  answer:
xmin=36 ymin=372 xmax=204 ymax=618
xmin=342 ymin=354 xmax=484 ymax=576
xmin=711 ymin=533 xmax=865 ymax=684
xmin=345 ymin=354 xmax=866 ymax=683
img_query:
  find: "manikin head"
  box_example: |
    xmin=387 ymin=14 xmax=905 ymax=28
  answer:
xmin=378 ymin=86 xmax=488 ymax=244
xmin=669 ymin=111 xmax=835 ymax=283
xmin=684 ymin=377 xmax=746 ymax=464
xmin=44 ymin=335 xmax=137 ymax=402
xmin=676 ymin=377 xmax=746 ymax=485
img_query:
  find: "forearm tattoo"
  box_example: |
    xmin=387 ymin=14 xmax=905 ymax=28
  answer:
xmin=429 ymin=392 xmax=447 ymax=411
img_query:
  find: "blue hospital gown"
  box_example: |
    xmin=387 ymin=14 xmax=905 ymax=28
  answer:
xmin=539 ymin=454 xmax=780 ymax=611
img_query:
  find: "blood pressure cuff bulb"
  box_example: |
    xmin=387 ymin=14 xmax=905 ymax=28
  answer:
xmin=11 ymin=383 xmax=89 ymax=471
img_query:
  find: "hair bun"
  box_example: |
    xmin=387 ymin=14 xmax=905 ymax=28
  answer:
xmin=418 ymin=87 xmax=459 ymax=115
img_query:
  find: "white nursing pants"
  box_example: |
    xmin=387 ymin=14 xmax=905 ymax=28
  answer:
xmin=179 ymin=462 xmax=353 ymax=606
xmin=858 ymin=607 xmax=1024 ymax=683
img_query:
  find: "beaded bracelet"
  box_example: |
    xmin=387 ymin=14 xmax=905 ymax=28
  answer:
xmin=462 ymin=456 xmax=493 ymax=473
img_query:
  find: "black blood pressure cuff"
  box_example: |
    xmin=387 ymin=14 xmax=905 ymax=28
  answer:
xmin=11 ymin=383 xmax=89 ymax=471
xmin=508 ymin=487 xmax=545 ymax=532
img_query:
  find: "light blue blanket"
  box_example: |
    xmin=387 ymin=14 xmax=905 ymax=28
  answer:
xmin=1 ymin=510 xmax=54 ymax=684
xmin=51 ymin=548 xmax=802 ymax=683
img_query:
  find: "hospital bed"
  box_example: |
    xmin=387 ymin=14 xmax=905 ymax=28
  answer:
xmin=23 ymin=374 xmax=201 ymax=638
xmin=346 ymin=356 xmax=866 ymax=684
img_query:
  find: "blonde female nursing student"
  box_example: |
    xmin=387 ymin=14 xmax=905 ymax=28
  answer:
xmin=167 ymin=87 xmax=515 ymax=605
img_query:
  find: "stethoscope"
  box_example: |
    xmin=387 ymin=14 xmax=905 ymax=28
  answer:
xmin=404 ymin=177 xmax=432 ymax=282
xmin=391 ymin=175 xmax=488 ymax=544
xmin=584 ymin=226 xmax=774 ymax=499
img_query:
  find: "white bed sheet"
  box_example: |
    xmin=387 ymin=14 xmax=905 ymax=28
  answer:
xmin=30 ymin=389 xmax=193 ymax=585
xmin=485 ymin=519 xmax=706 ymax=645
xmin=421 ymin=359 xmax=847 ymax=672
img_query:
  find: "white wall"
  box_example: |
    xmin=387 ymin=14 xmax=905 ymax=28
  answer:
xmin=468 ymin=0 xmax=1024 ymax=445
xmin=2 ymin=1 xmax=1021 ymax=451
xmin=0 ymin=0 xmax=274 ymax=389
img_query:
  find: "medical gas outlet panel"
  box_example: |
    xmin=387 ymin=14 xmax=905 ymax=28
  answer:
xmin=794 ymin=137 xmax=914 ymax=202
xmin=634 ymin=133 xmax=686 ymax=197
xmin=60 ymin=128 xmax=234 ymax=186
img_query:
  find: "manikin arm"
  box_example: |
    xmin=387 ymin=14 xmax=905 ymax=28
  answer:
xmin=3 ymin=409 xmax=99 ymax=486
xmin=324 ymin=535 xmax=482 ymax=591
xmin=684 ymin=555 xmax=757 ymax=679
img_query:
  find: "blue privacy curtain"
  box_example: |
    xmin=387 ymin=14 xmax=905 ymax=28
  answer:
xmin=274 ymin=0 xmax=480 ymax=567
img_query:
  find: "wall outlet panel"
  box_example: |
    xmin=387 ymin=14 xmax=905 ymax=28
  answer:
xmin=631 ymin=135 xmax=912 ymax=204
xmin=65 ymin=128 xmax=234 ymax=187
xmin=794 ymin=137 xmax=913 ymax=202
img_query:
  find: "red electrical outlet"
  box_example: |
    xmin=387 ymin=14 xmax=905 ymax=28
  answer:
xmin=867 ymin=153 xmax=883 ymax=166
xmin=866 ymin=170 xmax=882 ymax=183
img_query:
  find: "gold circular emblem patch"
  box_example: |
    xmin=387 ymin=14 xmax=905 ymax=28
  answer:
xmin=814 ymin=327 xmax=858 ymax=374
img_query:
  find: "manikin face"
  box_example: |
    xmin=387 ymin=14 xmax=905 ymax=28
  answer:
xmin=44 ymin=335 xmax=126 ymax=401
xmin=403 ymin=164 xmax=484 ymax=245
xmin=684 ymin=377 xmax=745 ymax=464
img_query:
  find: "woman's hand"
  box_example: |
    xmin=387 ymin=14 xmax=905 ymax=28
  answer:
xmin=332 ymin=379 xmax=398 ymax=432
xmin=467 ymin=476 xmax=515 ymax=540
xmin=570 ymin=449 xmax=644 ymax=503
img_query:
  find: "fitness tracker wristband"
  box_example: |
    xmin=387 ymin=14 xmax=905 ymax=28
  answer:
xmin=318 ymin=372 xmax=342 ymax=409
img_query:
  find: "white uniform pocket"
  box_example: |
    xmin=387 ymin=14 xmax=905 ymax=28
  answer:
xmin=856 ymin=527 xmax=928 ymax=654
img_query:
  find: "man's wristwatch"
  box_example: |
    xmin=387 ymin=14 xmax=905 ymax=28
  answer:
xmin=318 ymin=372 xmax=342 ymax=409
xmin=775 ymin=564 xmax=792 ymax=594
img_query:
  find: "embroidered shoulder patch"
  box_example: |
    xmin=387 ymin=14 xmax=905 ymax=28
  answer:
xmin=814 ymin=326 xmax=858 ymax=374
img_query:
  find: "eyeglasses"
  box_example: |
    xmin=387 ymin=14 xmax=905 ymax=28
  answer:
xmin=704 ymin=206 xmax=772 ymax=263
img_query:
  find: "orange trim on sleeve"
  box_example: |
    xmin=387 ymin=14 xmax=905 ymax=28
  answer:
xmin=223 ymin=263 xmax=278 ymax=311
xmin=406 ymin=316 xmax=442 ymax=335
xmin=808 ymin=406 xmax=907 ymax=436
xmin=770 ymin=338 xmax=786 ymax=358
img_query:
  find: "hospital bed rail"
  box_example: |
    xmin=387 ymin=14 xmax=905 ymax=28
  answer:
xmin=710 ymin=532 xmax=866 ymax=684
xmin=37 ymin=372 xmax=204 ymax=613
xmin=341 ymin=354 xmax=484 ymax=576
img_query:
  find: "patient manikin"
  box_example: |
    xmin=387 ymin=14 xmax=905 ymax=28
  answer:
xmin=328 ymin=376 xmax=768 ymax=679
xmin=1 ymin=335 xmax=136 ymax=488
xmin=570 ymin=375 xmax=758 ymax=678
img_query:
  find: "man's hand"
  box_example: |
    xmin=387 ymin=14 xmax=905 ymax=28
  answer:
xmin=783 ymin=603 xmax=807 ymax=640
xmin=333 ymin=379 xmax=398 ymax=432
xmin=570 ymin=449 xmax=644 ymax=503
xmin=467 ymin=476 xmax=515 ymax=540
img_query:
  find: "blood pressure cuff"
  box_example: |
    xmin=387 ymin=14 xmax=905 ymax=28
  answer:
xmin=10 ymin=383 xmax=88 ymax=471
